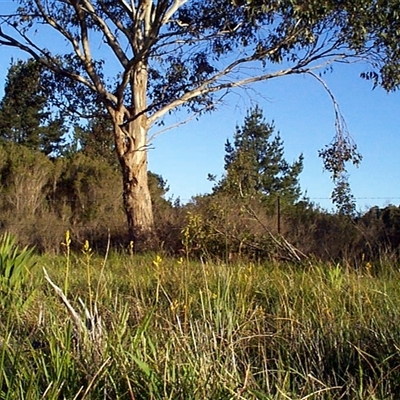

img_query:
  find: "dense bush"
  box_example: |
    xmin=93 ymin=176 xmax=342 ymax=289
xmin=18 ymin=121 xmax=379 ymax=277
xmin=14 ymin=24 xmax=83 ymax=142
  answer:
xmin=0 ymin=141 xmax=399 ymax=261
xmin=0 ymin=142 xmax=126 ymax=251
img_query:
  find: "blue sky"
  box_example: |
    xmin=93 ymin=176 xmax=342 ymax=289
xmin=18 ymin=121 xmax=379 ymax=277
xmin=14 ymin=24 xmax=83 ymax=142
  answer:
xmin=149 ymin=64 xmax=400 ymax=211
xmin=1 ymin=2 xmax=400 ymax=212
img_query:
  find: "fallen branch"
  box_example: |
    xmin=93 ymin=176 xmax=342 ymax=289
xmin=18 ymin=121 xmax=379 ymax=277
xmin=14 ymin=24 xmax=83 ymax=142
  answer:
xmin=43 ymin=267 xmax=103 ymax=346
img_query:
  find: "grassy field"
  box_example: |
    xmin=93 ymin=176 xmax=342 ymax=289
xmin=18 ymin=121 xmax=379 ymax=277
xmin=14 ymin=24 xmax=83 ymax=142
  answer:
xmin=1 ymin=237 xmax=400 ymax=399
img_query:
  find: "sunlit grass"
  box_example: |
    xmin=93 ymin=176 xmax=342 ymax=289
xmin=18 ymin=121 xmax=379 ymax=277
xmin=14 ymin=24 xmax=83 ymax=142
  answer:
xmin=1 ymin=245 xmax=400 ymax=399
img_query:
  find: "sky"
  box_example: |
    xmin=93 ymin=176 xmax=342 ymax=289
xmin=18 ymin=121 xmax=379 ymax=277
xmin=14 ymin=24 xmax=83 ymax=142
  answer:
xmin=149 ymin=63 xmax=400 ymax=212
xmin=1 ymin=2 xmax=400 ymax=213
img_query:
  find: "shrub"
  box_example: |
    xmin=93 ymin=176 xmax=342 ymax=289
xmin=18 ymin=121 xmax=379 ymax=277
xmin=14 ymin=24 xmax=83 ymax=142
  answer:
xmin=0 ymin=232 xmax=36 ymax=310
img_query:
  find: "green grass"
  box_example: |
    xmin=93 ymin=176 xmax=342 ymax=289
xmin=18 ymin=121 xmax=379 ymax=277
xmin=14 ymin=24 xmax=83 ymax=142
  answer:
xmin=1 ymin=248 xmax=400 ymax=399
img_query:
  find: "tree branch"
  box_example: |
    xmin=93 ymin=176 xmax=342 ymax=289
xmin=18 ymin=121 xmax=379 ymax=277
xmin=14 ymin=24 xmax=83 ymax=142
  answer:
xmin=84 ymin=0 xmax=131 ymax=66
xmin=162 ymin=0 xmax=188 ymax=25
xmin=147 ymin=39 xmax=345 ymax=128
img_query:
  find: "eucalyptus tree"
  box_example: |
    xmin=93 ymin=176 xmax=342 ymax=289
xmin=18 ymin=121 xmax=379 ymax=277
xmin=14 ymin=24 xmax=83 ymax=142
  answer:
xmin=0 ymin=0 xmax=399 ymax=241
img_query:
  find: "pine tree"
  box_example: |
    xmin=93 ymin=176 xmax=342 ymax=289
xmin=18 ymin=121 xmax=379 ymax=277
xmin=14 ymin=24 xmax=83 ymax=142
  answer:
xmin=70 ymin=113 xmax=116 ymax=166
xmin=0 ymin=59 xmax=66 ymax=155
xmin=215 ymin=106 xmax=303 ymax=206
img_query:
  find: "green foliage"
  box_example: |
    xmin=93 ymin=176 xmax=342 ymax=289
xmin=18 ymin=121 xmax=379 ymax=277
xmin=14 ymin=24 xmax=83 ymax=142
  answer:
xmin=0 ymin=140 xmax=176 ymax=251
xmin=148 ymin=171 xmax=171 ymax=213
xmin=3 ymin=1 xmax=400 ymax=239
xmin=2 ymin=0 xmax=400 ymax=240
xmin=0 ymin=138 xmax=397 ymax=261
xmin=215 ymin=106 xmax=303 ymax=207
xmin=181 ymin=212 xmax=210 ymax=258
xmin=0 ymin=59 xmax=66 ymax=155
xmin=358 ymin=205 xmax=400 ymax=256
xmin=331 ymin=173 xmax=357 ymax=216
xmin=0 ymin=232 xmax=36 ymax=309
xmin=68 ymin=112 xmax=116 ymax=165
xmin=51 ymin=152 xmax=123 ymax=226
xmin=319 ymin=129 xmax=361 ymax=215
xmin=199 ymin=107 xmax=306 ymax=260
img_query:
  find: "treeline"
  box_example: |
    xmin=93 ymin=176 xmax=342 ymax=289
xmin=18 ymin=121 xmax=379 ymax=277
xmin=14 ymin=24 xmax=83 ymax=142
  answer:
xmin=0 ymin=122 xmax=398 ymax=261
xmin=0 ymin=59 xmax=399 ymax=260
xmin=0 ymin=139 xmax=176 ymax=252
xmin=0 ymin=137 xmax=399 ymax=261
xmin=0 ymin=140 xmax=121 ymax=250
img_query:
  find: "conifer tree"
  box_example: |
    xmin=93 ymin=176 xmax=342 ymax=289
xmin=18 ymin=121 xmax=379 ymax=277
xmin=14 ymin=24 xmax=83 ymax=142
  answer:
xmin=215 ymin=107 xmax=303 ymax=206
xmin=71 ymin=113 xmax=116 ymax=165
xmin=0 ymin=59 xmax=66 ymax=155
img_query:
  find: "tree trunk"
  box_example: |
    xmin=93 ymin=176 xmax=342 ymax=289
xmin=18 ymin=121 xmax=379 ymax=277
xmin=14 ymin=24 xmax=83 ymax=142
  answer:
xmin=120 ymin=141 xmax=154 ymax=244
xmin=115 ymin=115 xmax=154 ymax=244
xmin=113 ymin=62 xmax=155 ymax=245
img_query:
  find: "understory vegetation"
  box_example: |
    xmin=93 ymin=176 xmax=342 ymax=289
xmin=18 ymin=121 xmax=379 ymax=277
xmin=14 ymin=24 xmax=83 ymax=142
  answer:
xmin=0 ymin=127 xmax=399 ymax=262
xmin=1 ymin=157 xmax=399 ymax=263
xmin=1 ymin=233 xmax=400 ymax=399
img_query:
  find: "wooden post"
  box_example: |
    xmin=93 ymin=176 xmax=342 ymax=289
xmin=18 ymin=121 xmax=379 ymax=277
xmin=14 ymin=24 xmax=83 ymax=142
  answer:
xmin=277 ymin=195 xmax=281 ymax=235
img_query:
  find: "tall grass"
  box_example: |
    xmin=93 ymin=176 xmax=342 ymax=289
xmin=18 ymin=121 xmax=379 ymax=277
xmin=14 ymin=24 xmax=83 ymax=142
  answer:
xmin=1 ymin=246 xmax=400 ymax=399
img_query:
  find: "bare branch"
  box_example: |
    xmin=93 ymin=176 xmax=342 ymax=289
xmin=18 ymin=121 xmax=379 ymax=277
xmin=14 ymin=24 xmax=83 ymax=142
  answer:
xmin=0 ymin=24 xmax=93 ymax=88
xmin=147 ymin=105 xmax=213 ymax=143
xmin=119 ymin=0 xmax=134 ymax=15
xmin=82 ymin=0 xmax=130 ymax=66
xmin=147 ymin=47 xmax=342 ymax=128
xmin=162 ymin=0 xmax=188 ymax=25
xmin=72 ymin=0 xmax=96 ymax=79
xmin=307 ymin=71 xmax=343 ymax=132
xmin=43 ymin=267 xmax=85 ymax=332
xmin=33 ymin=0 xmax=85 ymax=60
